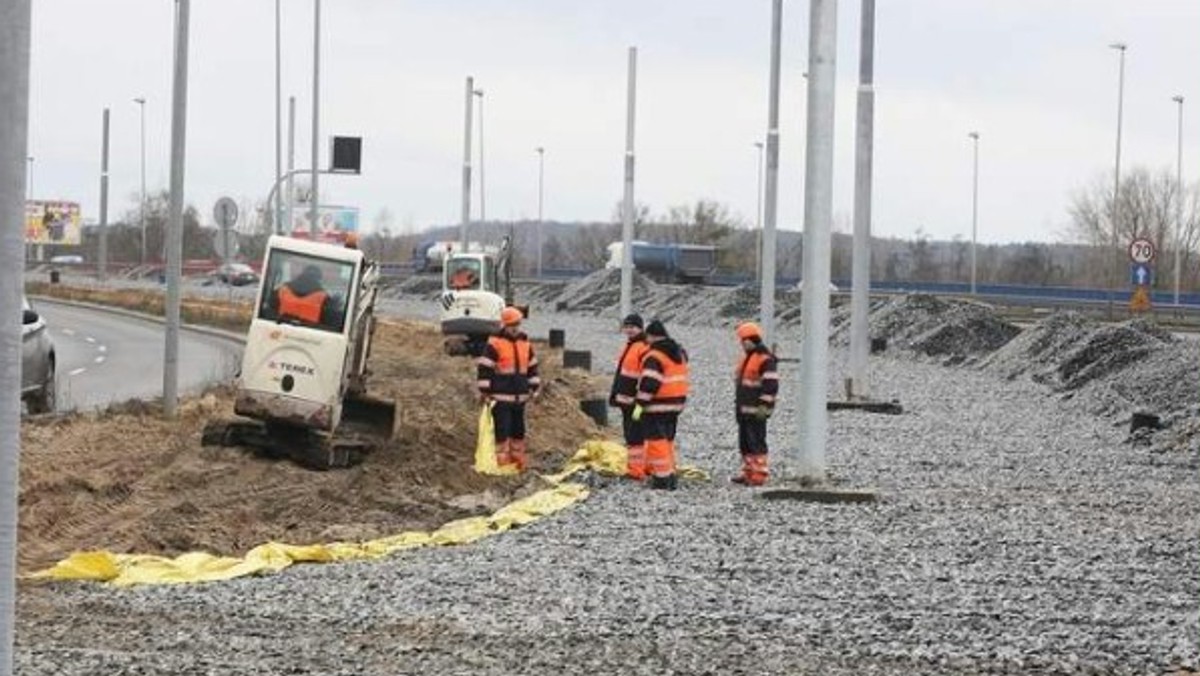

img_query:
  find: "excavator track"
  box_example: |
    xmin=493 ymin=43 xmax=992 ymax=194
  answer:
xmin=201 ymin=420 xmax=377 ymax=470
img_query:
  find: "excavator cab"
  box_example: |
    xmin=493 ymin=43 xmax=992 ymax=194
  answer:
xmin=203 ymin=235 xmax=397 ymax=469
xmin=439 ymin=236 xmax=515 ymax=355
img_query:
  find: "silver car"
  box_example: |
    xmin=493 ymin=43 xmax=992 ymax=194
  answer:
xmin=22 ymin=298 xmax=55 ymax=414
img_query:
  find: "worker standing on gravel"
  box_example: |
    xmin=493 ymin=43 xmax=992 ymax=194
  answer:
xmin=633 ymin=320 xmax=689 ymax=490
xmin=477 ymin=307 xmax=541 ymax=471
xmin=731 ymin=321 xmax=779 ymax=486
xmin=609 ymin=313 xmax=650 ymax=480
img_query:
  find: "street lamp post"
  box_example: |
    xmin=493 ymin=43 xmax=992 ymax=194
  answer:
xmin=1173 ymin=95 xmax=1185 ymax=306
xmin=754 ymin=141 xmax=764 ymax=282
xmin=536 ymin=146 xmax=545 ymax=277
xmin=473 ymin=88 xmax=485 ymax=223
xmin=969 ymin=131 xmax=980 ymax=295
xmin=25 ymin=156 xmax=32 ymax=200
xmin=1109 ymin=42 xmax=1127 ymax=318
xmin=133 ymin=97 xmax=147 ymax=264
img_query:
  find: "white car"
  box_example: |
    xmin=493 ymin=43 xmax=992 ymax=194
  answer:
xmin=22 ymin=298 xmax=56 ymax=414
xmin=795 ymin=280 xmax=841 ymax=292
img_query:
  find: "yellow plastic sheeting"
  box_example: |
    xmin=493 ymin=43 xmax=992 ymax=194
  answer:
xmin=474 ymin=402 xmax=519 ymax=476
xmin=32 ymin=482 xmax=589 ymax=587
xmin=545 ymin=439 xmax=711 ymax=484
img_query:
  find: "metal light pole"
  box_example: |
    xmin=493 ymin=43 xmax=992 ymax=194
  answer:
xmin=760 ymin=0 xmax=782 ymax=344
xmin=133 ymin=96 xmax=146 ymax=263
xmin=1108 ymin=42 xmax=1127 ymax=318
xmin=99 ymin=108 xmax=110 ymax=279
xmin=754 ymin=140 xmax=764 ymax=283
xmin=1173 ymin=95 xmax=1184 ymax=306
xmin=24 ymin=157 xmax=31 ymax=200
xmin=969 ymin=130 xmax=980 ymax=295
xmin=163 ymin=0 xmax=190 ymax=419
xmin=273 ymin=0 xmax=283 ymax=236
xmin=474 ymin=88 xmax=486 ymax=223
xmin=848 ymin=0 xmax=876 ymax=399
xmin=619 ymin=46 xmax=638 ymax=320
xmin=460 ymin=76 xmax=474 ymax=248
xmin=795 ymin=0 xmax=837 ymax=482
xmin=286 ymin=95 xmax=295 ymax=235
xmin=1 ymin=3 xmax=33 ymax=670
xmin=536 ymin=146 xmax=545 ymax=277
xmin=309 ymin=0 xmax=321 ymax=237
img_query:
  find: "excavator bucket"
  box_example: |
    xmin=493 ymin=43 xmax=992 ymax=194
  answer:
xmin=341 ymin=393 xmax=398 ymax=440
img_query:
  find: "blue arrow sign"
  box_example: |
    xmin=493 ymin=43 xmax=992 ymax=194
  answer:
xmin=1130 ymin=263 xmax=1152 ymax=287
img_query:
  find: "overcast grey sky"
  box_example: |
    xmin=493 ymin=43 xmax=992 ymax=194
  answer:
xmin=26 ymin=1 xmax=1200 ymax=243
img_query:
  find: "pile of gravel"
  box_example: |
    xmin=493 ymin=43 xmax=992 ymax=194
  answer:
xmin=831 ymin=294 xmax=1020 ymax=364
xmin=384 ymin=274 xmax=443 ymax=298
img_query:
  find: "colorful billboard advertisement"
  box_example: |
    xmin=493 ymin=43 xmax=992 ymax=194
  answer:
xmin=289 ymin=205 xmax=359 ymax=243
xmin=25 ymin=200 xmax=82 ymax=245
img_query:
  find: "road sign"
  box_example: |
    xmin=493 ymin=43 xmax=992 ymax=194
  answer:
xmin=1128 ymin=237 xmax=1156 ymax=264
xmin=1130 ymin=263 xmax=1153 ymax=287
xmin=213 ymin=228 xmax=238 ymax=261
xmin=213 ymin=196 xmax=239 ymax=229
xmin=1130 ymin=284 xmax=1151 ymax=312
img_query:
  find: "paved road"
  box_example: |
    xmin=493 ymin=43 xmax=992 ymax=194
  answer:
xmin=32 ymin=300 xmax=242 ymax=412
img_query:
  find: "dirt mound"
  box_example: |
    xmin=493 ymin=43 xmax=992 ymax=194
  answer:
xmin=19 ymin=320 xmax=606 ymax=573
xmin=831 ymin=294 xmax=1020 ymax=363
xmin=553 ymin=268 xmax=655 ymax=314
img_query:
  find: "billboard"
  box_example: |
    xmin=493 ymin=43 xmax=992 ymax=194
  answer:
xmin=25 ymin=200 xmax=82 ymax=245
xmin=289 ymin=205 xmax=359 ymax=243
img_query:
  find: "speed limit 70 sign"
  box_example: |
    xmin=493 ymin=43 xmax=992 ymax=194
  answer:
xmin=1128 ymin=238 xmax=1156 ymax=264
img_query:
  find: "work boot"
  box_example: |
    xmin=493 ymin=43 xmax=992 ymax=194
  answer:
xmin=730 ymin=474 xmax=750 ymax=486
xmin=650 ymin=473 xmax=678 ymax=491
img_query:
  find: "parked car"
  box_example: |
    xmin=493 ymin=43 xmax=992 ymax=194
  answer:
xmin=213 ymin=263 xmax=259 ymax=286
xmin=21 ymin=298 xmax=55 ymax=414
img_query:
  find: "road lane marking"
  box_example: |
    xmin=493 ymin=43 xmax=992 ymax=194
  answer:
xmin=94 ymin=356 xmax=106 ymax=364
xmin=97 ymin=345 xmax=107 ymax=353
xmin=68 ymin=368 xmax=86 ymax=377
xmin=61 ymin=329 xmax=75 ymax=336
xmin=85 ymin=336 xmax=96 ymax=344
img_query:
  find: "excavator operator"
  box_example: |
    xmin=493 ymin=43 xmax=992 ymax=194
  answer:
xmin=273 ymin=264 xmax=340 ymax=329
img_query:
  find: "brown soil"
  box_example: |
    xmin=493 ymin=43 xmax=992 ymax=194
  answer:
xmin=19 ymin=315 xmax=609 ymax=573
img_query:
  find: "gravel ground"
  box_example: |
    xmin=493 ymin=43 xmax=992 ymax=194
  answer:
xmin=16 ymin=301 xmax=1200 ymax=675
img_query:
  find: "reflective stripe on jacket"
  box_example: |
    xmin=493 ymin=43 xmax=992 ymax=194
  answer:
xmin=610 ymin=335 xmax=649 ymax=407
xmin=477 ymin=333 xmax=541 ymax=403
xmin=636 ymin=341 xmax=689 ymax=414
xmin=735 ymin=345 xmax=779 ymax=415
xmin=278 ymin=285 xmax=328 ymax=324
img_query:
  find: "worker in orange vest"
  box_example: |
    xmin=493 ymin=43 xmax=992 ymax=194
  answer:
xmin=477 ymin=306 xmax=541 ymax=471
xmin=732 ymin=321 xmax=779 ymax=486
xmin=633 ymin=320 xmax=689 ymax=490
xmin=609 ymin=313 xmax=650 ymax=480
xmin=275 ymin=264 xmax=334 ymax=327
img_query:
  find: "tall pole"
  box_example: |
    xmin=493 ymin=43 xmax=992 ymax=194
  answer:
xmin=536 ymin=146 xmax=545 ymax=277
xmin=273 ymin=0 xmax=282 ymax=236
xmin=795 ymin=0 xmax=837 ymax=482
xmin=754 ymin=140 xmax=764 ymax=283
xmin=286 ymin=95 xmax=296 ymax=235
xmin=24 ymin=157 xmax=31 ymax=200
xmin=163 ymin=0 xmax=190 ymax=419
xmin=619 ymin=46 xmax=638 ymax=320
xmin=309 ymin=0 xmax=321 ymax=237
xmin=99 ymin=108 xmax=110 ymax=280
xmin=461 ymin=76 xmax=474 ymax=248
xmin=969 ymin=131 xmax=980 ymax=295
xmin=761 ymin=0 xmax=782 ymax=344
xmin=848 ymin=0 xmax=875 ymax=399
xmin=1108 ymin=42 xmax=1127 ymax=319
xmin=474 ymin=88 xmax=486 ymax=224
xmin=0 ymin=2 xmax=32 ymax=671
xmin=133 ymin=97 xmax=146 ymax=264
xmin=1173 ymin=95 xmax=1184 ymax=306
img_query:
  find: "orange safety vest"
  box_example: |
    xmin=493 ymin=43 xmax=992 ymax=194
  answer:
xmin=478 ymin=334 xmax=539 ymax=402
xmin=736 ymin=348 xmax=779 ymax=415
xmin=638 ymin=344 xmax=689 ymax=414
xmin=278 ymin=286 xmax=328 ymax=324
xmin=611 ymin=338 xmax=649 ymax=406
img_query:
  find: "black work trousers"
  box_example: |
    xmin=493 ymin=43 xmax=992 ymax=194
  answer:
xmin=620 ymin=407 xmax=645 ymax=447
xmin=492 ymin=401 xmax=527 ymax=443
xmin=736 ymin=415 xmax=768 ymax=455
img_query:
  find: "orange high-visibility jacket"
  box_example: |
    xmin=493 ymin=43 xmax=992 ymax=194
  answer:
xmin=735 ymin=346 xmax=779 ymax=415
xmin=477 ymin=333 xmax=541 ymax=403
xmin=610 ymin=335 xmax=649 ymax=407
xmin=636 ymin=340 xmax=689 ymax=414
xmin=278 ymin=286 xmax=328 ymax=324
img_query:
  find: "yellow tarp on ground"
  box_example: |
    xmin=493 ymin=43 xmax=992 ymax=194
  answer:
xmin=33 ymin=438 xmax=707 ymax=587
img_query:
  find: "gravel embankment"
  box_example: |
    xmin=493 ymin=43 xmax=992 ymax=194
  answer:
xmin=16 ymin=302 xmax=1200 ymax=675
